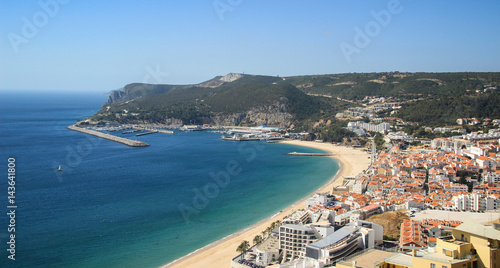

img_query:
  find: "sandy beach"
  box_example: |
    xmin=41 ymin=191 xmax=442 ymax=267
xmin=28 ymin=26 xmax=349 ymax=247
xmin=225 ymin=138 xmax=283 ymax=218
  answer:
xmin=164 ymin=141 xmax=371 ymax=268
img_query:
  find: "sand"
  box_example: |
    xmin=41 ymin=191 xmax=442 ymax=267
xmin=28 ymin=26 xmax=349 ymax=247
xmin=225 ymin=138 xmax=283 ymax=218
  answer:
xmin=163 ymin=141 xmax=371 ymax=268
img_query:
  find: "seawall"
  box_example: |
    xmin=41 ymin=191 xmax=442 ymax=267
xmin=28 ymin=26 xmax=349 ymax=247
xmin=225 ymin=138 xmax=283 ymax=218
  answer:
xmin=67 ymin=125 xmax=149 ymax=147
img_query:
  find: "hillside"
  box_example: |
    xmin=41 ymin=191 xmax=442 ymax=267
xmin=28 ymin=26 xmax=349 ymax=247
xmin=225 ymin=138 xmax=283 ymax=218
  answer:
xmin=91 ymin=72 xmax=500 ymax=129
xmin=392 ymin=92 xmax=500 ymax=126
xmin=93 ymin=74 xmax=353 ymax=128
xmin=284 ymin=72 xmax=500 ymax=100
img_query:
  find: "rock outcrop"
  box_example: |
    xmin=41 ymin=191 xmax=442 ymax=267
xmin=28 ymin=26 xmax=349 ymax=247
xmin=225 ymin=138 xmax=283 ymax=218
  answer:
xmin=219 ymin=73 xmax=243 ymax=83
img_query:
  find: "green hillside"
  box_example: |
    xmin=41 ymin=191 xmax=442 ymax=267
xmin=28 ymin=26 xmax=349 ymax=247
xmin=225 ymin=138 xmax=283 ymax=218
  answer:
xmin=282 ymin=72 xmax=499 ymax=100
xmin=394 ymin=92 xmax=500 ymax=126
xmin=92 ymin=72 xmax=500 ymax=129
xmin=93 ymin=80 xmax=353 ymax=126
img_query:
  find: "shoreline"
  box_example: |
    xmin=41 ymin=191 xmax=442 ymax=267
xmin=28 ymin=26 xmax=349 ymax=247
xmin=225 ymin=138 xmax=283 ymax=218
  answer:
xmin=163 ymin=141 xmax=371 ymax=268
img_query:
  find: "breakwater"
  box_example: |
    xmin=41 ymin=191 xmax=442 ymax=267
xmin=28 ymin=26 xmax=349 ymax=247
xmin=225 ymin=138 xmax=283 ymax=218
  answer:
xmin=67 ymin=125 xmax=149 ymax=147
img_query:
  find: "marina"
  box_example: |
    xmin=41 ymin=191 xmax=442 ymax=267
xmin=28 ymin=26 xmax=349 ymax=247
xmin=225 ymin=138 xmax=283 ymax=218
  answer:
xmin=220 ymin=135 xmax=261 ymax=141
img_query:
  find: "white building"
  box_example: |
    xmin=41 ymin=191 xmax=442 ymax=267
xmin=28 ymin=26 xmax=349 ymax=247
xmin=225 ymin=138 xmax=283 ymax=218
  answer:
xmin=304 ymin=220 xmax=383 ymax=266
xmin=304 ymin=193 xmax=332 ymax=209
xmin=443 ymin=183 xmax=468 ymax=193
xmin=385 ymin=131 xmax=415 ymax=142
xmin=452 ymin=193 xmax=493 ymax=211
xmin=279 ymin=224 xmax=320 ymax=262
xmin=347 ymin=121 xmax=390 ymax=134
xmin=484 ymin=171 xmax=500 ymax=183
xmin=476 ymin=156 xmax=497 ymax=170
xmin=406 ymin=199 xmax=425 ymax=210
xmin=283 ymin=210 xmax=311 ymax=225
xmin=254 ymin=235 xmax=280 ymax=266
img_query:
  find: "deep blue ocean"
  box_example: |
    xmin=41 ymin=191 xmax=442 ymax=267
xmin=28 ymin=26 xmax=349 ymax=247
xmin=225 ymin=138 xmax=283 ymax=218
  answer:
xmin=0 ymin=91 xmax=338 ymax=268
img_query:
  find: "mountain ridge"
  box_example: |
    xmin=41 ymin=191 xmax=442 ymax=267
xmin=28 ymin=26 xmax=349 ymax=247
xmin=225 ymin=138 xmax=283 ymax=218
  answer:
xmin=93 ymin=72 xmax=500 ymax=130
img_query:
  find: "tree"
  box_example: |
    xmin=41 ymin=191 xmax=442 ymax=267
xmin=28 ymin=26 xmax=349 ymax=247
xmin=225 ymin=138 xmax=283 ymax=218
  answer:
xmin=261 ymin=229 xmax=268 ymax=237
xmin=253 ymin=235 xmax=263 ymax=245
xmin=374 ymin=133 xmax=386 ymax=151
xmin=236 ymin=240 xmax=250 ymax=254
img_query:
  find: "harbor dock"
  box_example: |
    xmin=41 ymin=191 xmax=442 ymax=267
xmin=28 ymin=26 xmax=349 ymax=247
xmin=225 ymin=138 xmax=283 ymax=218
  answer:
xmin=122 ymin=129 xmax=141 ymax=134
xmin=123 ymin=128 xmax=175 ymax=135
xmin=286 ymin=152 xmax=332 ymax=156
xmin=152 ymin=129 xmax=175 ymax=134
xmin=68 ymin=125 xmax=149 ymax=147
xmin=136 ymin=131 xmax=156 ymax=136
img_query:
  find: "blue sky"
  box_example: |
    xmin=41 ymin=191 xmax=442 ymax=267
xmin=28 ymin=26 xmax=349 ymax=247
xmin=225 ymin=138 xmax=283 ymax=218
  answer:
xmin=1 ymin=0 xmax=499 ymax=92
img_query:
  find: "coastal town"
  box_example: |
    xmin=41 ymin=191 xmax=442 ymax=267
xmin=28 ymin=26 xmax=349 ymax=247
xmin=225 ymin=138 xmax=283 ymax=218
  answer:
xmin=5 ymin=0 xmax=500 ymax=267
xmin=137 ymin=94 xmax=500 ymax=268
xmin=72 ymin=98 xmax=500 ymax=268
xmin=64 ymin=81 xmax=500 ymax=268
xmin=221 ymin=104 xmax=500 ymax=267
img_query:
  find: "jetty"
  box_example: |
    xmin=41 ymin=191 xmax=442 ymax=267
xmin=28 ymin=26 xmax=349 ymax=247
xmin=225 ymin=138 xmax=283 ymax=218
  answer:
xmin=287 ymin=152 xmax=332 ymax=156
xmin=122 ymin=128 xmax=175 ymax=135
xmin=136 ymin=131 xmax=156 ymax=136
xmin=67 ymin=125 xmax=149 ymax=147
xmin=137 ymin=128 xmax=175 ymax=134
xmin=122 ymin=129 xmax=141 ymax=134
xmin=153 ymin=129 xmax=175 ymax=134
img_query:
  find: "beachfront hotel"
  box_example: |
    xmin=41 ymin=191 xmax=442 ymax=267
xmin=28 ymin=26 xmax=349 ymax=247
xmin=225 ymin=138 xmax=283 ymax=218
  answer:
xmin=279 ymin=224 xmax=320 ymax=262
xmin=277 ymin=220 xmax=383 ymax=266
xmin=305 ymin=220 xmax=383 ymax=266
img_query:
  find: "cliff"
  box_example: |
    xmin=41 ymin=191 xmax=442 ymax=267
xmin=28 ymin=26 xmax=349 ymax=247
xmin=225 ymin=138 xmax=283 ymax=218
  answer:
xmin=106 ymin=73 xmax=247 ymax=105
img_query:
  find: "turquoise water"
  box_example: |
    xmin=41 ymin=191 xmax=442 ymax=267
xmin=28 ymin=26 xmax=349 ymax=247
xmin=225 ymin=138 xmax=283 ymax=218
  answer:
xmin=0 ymin=91 xmax=338 ymax=268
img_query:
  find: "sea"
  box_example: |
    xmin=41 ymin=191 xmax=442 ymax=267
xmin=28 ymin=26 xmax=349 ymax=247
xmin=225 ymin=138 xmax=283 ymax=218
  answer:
xmin=0 ymin=90 xmax=338 ymax=268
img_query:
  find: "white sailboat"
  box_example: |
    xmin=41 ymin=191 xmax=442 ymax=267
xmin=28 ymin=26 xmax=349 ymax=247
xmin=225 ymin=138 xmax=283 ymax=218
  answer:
xmin=57 ymin=165 xmax=63 ymax=172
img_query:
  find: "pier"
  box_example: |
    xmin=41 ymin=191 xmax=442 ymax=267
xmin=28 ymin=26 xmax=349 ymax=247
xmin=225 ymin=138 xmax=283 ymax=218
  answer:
xmin=136 ymin=131 xmax=157 ymax=136
xmin=68 ymin=125 xmax=149 ymax=147
xmin=123 ymin=128 xmax=175 ymax=135
xmin=122 ymin=129 xmax=141 ymax=134
xmin=153 ymin=129 xmax=175 ymax=134
xmin=287 ymin=152 xmax=332 ymax=156
xmin=137 ymin=128 xmax=176 ymax=134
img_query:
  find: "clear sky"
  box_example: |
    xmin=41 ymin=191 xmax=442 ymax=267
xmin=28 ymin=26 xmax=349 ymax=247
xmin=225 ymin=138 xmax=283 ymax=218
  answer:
xmin=1 ymin=0 xmax=499 ymax=92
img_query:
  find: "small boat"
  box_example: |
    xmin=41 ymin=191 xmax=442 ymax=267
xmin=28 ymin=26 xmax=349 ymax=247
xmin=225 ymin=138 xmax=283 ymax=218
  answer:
xmin=57 ymin=165 xmax=63 ymax=172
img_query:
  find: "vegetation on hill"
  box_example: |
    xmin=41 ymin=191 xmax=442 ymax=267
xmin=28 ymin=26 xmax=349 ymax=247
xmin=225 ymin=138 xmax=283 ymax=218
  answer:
xmin=394 ymin=92 xmax=500 ymax=126
xmin=92 ymin=72 xmax=500 ymax=133
xmin=93 ymin=80 xmax=354 ymax=126
xmin=284 ymin=72 xmax=500 ymax=100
